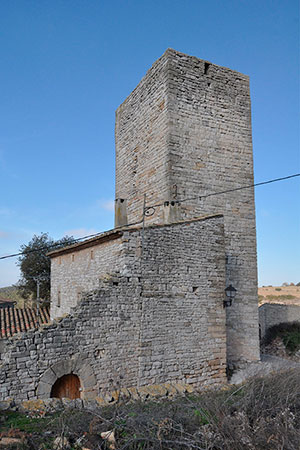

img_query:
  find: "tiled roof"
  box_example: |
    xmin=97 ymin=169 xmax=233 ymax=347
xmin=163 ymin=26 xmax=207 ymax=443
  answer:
xmin=0 ymin=306 xmax=50 ymax=339
xmin=0 ymin=297 xmax=16 ymax=305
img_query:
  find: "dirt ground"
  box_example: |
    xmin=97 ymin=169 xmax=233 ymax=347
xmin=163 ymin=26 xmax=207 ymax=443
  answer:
xmin=258 ymin=285 xmax=300 ymax=305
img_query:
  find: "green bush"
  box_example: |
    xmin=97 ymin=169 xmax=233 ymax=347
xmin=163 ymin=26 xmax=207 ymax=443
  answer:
xmin=264 ymin=321 xmax=300 ymax=353
xmin=266 ymin=294 xmax=296 ymax=301
xmin=282 ymin=331 xmax=300 ymax=353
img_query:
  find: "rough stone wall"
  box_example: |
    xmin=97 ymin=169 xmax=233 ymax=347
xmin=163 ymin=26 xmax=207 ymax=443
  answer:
xmin=115 ymin=51 xmax=170 ymax=224
xmin=166 ymin=49 xmax=259 ymax=368
xmin=0 ymin=216 xmax=226 ymax=401
xmin=139 ymin=216 xmax=226 ymax=386
xmin=259 ymin=303 xmax=300 ymax=339
xmin=115 ymin=48 xmax=259 ymax=368
xmin=50 ymin=235 xmax=124 ymax=319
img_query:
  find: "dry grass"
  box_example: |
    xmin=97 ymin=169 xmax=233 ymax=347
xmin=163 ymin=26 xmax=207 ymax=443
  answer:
xmin=258 ymin=285 xmax=300 ymax=306
xmin=1 ymin=369 xmax=300 ymax=449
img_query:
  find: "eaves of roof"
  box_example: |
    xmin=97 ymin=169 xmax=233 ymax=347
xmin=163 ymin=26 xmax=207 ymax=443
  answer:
xmin=47 ymin=213 xmax=223 ymax=259
xmin=0 ymin=305 xmax=50 ymax=339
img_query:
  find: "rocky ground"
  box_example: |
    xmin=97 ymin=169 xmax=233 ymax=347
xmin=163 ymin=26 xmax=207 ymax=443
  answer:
xmin=230 ymin=334 xmax=300 ymax=385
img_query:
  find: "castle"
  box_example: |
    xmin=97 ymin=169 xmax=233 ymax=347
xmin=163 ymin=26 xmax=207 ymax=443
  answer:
xmin=0 ymin=49 xmax=260 ymax=402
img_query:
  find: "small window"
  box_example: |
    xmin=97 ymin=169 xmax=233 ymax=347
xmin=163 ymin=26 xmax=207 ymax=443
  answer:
xmin=204 ymin=62 xmax=210 ymax=75
xmin=59 ymin=257 xmax=62 ymax=265
xmin=90 ymin=250 xmax=94 ymax=260
xmin=57 ymin=290 xmax=61 ymax=307
xmin=71 ymin=254 xmax=75 ymax=262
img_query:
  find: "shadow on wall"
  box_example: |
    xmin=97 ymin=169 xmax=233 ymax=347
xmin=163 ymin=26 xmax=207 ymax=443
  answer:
xmin=259 ymin=303 xmax=300 ymax=340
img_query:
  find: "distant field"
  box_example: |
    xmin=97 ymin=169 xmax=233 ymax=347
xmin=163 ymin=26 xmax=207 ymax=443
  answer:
xmin=258 ymin=285 xmax=300 ymax=306
xmin=0 ymin=285 xmax=26 ymax=307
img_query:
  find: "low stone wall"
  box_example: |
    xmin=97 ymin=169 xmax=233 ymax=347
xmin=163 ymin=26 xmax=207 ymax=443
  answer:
xmin=0 ymin=382 xmax=197 ymax=413
xmin=259 ymin=303 xmax=300 ymax=339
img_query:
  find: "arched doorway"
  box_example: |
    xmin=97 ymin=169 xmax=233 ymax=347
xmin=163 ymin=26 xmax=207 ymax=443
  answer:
xmin=37 ymin=357 xmax=96 ymax=399
xmin=50 ymin=374 xmax=81 ymax=399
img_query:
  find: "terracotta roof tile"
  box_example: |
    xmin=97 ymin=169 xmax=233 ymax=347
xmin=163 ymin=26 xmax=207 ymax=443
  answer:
xmin=0 ymin=297 xmax=16 ymax=306
xmin=0 ymin=306 xmax=50 ymax=339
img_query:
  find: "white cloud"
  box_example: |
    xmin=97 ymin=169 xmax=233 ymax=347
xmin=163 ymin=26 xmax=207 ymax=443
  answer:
xmin=64 ymin=228 xmax=98 ymax=239
xmin=99 ymin=199 xmax=115 ymax=212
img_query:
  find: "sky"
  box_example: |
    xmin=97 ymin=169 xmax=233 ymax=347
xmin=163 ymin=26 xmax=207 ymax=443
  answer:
xmin=0 ymin=0 xmax=299 ymax=288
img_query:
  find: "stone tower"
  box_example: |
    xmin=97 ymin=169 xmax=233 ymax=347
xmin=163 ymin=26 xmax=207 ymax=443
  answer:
xmin=115 ymin=49 xmax=259 ymax=368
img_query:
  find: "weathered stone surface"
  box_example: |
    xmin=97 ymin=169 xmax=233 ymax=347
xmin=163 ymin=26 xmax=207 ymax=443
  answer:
xmin=0 ymin=49 xmax=260 ymax=401
xmin=144 ymin=384 xmax=168 ymax=397
xmin=51 ymin=360 xmax=73 ymax=379
xmin=50 ymin=234 xmax=123 ymax=318
xmin=18 ymin=399 xmax=45 ymax=411
xmin=36 ymin=381 xmax=52 ymax=399
xmin=173 ymin=384 xmax=188 ymax=394
xmin=0 ymin=400 xmax=13 ymax=410
xmin=115 ymin=48 xmax=260 ymax=369
xmin=95 ymin=396 xmax=108 ymax=406
xmin=39 ymin=367 xmax=56 ymax=386
xmin=164 ymin=383 xmax=178 ymax=397
xmin=0 ymin=217 xmax=227 ymax=400
xmin=259 ymin=303 xmax=300 ymax=339
xmin=127 ymin=386 xmax=140 ymax=401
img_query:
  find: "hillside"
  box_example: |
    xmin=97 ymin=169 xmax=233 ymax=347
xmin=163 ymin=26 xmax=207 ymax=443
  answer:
xmin=258 ymin=285 xmax=300 ymax=306
xmin=0 ymin=285 xmax=26 ymax=308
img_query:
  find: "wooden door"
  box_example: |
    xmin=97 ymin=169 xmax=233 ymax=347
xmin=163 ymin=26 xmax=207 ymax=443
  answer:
xmin=50 ymin=374 xmax=81 ymax=399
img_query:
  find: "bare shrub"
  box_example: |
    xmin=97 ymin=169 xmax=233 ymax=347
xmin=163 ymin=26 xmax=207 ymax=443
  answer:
xmin=1 ymin=370 xmax=299 ymax=449
xmin=263 ymin=322 xmax=300 ymax=353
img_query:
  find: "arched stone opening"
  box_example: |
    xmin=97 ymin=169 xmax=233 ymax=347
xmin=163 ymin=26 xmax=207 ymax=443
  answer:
xmin=37 ymin=356 xmax=97 ymax=400
xmin=50 ymin=373 xmax=81 ymax=399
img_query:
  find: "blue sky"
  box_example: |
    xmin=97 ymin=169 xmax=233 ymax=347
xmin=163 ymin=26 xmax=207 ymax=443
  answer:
xmin=0 ymin=0 xmax=299 ymax=287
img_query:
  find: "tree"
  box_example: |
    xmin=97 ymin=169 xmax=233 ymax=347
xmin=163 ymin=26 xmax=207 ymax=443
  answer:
xmin=17 ymin=233 xmax=75 ymax=302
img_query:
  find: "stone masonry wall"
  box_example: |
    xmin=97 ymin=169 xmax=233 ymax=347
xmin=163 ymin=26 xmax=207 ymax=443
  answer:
xmin=115 ymin=49 xmax=259 ymax=368
xmin=166 ymin=49 xmax=259 ymax=368
xmin=259 ymin=303 xmax=300 ymax=339
xmin=115 ymin=51 xmax=170 ymax=224
xmin=138 ymin=216 xmax=226 ymax=386
xmin=50 ymin=234 xmax=124 ymax=319
xmin=0 ymin=216 xmax=226 ymax=401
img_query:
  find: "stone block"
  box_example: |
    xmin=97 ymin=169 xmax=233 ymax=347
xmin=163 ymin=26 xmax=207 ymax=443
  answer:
xmin=51 ymin=360 xmax=73 ymax=378
xmin=40 ymin=367 xmax=57 ymax=386
xmin=36 ymin=381 xmax=52 ymax=399
xmin=19 ymin=399 xmax=45 ymax=412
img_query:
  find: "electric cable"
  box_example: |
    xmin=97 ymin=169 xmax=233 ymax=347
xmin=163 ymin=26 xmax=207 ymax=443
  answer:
xmin=0 ymin=172 xmax=299 ymax=261
xmin=0 ymin=219 xmax=144 ymax=260
xmin=146 ymin=173 xmax=300 ymax=210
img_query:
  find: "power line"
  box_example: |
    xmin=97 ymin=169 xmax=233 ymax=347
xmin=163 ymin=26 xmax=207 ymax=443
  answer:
xmin=0 ymin=219 xmax=144 ymax=261
xmin=147 ymin=173 xmax=300 ymax=210
xmin=0 ymin=172 xmax=299 ymax=261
